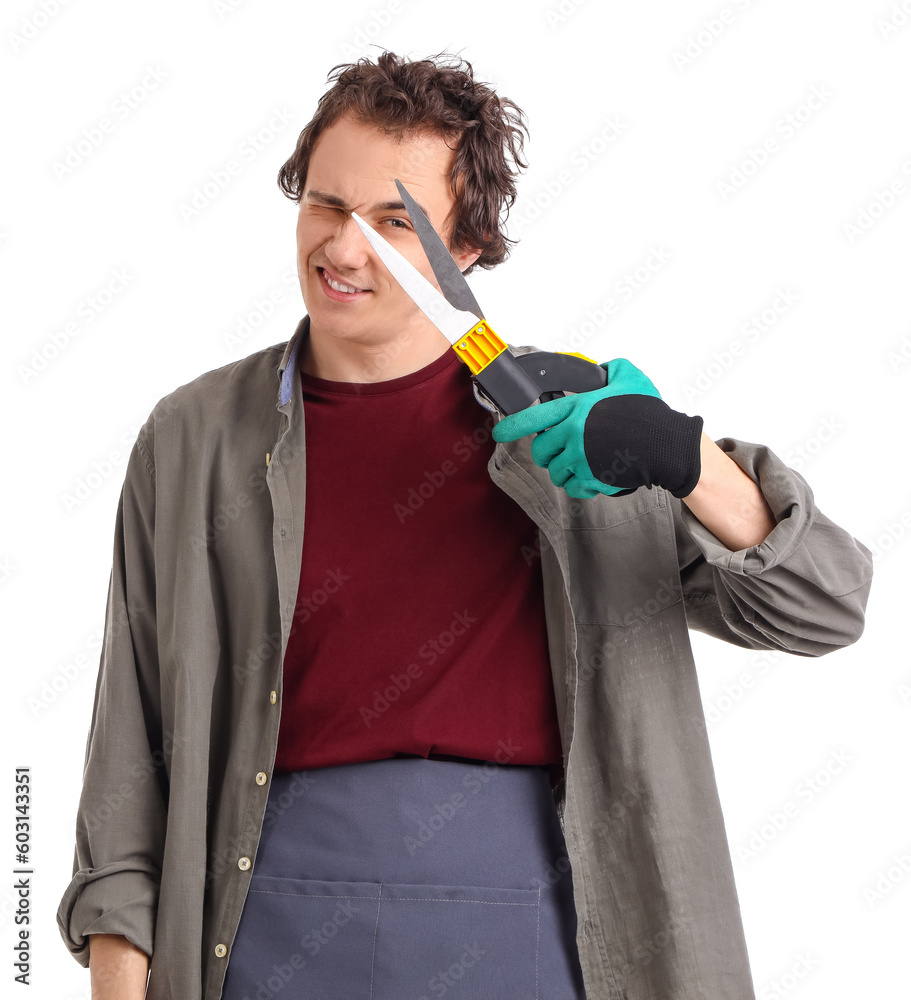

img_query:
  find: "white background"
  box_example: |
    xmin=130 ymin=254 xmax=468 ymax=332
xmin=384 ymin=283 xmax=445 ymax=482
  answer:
xmin=3 ymin=0 xmax=910 ymax=997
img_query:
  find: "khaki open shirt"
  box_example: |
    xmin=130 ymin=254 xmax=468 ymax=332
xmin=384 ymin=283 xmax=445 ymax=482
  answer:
xmin=57 ymin=315 xmax=873 ymax=999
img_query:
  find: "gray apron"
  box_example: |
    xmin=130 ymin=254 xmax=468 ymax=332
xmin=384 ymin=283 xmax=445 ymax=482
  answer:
xmin=220 ymin=756 xmax=588 ymax=999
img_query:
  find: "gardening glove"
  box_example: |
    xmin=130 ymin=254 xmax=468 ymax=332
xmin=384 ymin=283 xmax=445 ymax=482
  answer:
xmin=491 ymin=357 xmax=704 ymax=500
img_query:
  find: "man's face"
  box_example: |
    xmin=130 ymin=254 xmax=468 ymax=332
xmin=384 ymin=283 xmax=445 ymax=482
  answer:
xmin=296 ymin=113 xmax=480 ymax=350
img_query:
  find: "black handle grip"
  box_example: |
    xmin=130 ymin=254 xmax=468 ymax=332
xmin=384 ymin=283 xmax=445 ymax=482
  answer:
xmin=474 ymin=350 xmax=607 ymax=415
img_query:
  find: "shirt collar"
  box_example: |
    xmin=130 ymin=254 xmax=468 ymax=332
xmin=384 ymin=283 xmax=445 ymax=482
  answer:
xmin=277 ymin=315 xmax=310 ymax=408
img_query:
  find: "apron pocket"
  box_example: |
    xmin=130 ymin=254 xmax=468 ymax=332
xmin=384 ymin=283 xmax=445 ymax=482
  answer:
xmin=370 ymin=880 xmax=541 ymax=999
xmin=223 ymin=875 xmax=541 ymax=999
xmin=222 ymin=875 xmax=382 ymax=1000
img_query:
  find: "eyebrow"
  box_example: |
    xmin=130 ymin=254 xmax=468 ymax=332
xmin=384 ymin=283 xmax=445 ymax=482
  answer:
xmin=305 ymin=188 xmax=432 ymax=221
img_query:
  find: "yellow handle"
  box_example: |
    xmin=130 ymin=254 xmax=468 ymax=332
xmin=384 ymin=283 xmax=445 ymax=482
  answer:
xmin=452 ymin=330 xmax=599 ymax=375
xmin=452 ymin=320 xmax=509 ymax=375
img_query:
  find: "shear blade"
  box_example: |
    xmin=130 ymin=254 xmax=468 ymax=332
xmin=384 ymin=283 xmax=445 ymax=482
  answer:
xmin=393 ymin=178 xmax=485 ymax=321
xmin=350 ymin=211 xmax=481 ymax=347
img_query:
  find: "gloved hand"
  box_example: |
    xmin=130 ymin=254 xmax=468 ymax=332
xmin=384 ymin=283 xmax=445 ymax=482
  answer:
xmin=491 ymin=358 xmax=704 ymax=500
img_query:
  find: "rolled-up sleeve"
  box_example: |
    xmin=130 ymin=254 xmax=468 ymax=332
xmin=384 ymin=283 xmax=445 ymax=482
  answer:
xmin=671 ymin=436 xmax=873 ymax=654
xmin=56 ymin=425 xmax=167 ymax=966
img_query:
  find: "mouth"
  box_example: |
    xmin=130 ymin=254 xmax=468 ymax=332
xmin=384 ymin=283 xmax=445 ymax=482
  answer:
xmin=317 ymin=266 xmax=372 ymax=301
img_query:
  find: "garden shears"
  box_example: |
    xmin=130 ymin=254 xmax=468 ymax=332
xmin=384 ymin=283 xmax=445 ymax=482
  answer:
xmin=351 ymin=179 xmax=608 ymax=415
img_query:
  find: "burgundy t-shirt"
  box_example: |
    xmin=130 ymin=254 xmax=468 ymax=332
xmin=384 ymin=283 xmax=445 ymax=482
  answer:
xmin=275 ymin=343 xmax=564 ymax=787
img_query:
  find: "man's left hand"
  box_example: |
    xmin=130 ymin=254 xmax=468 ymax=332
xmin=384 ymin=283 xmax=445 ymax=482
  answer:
xmin=490 ymin=357 xmax=704 ymax=500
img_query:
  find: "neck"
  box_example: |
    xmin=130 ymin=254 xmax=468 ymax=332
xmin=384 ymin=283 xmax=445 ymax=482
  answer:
xmin=300 ymin=324 xmax=452 ymax=383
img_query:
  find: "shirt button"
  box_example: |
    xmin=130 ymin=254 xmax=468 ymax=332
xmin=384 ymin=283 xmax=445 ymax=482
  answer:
xmin=238 ymin=857 xmax=251 ymax=871
xmin=270 ymin=690 xmax=277 ymax=705
xmin=215 ymin=943 xmax=228 ymax=958
xmin=255 ymin=772 xmax=268 ymax=786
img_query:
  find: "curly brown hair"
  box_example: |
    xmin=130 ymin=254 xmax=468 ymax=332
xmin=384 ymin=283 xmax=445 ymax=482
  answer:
xmin=277 ymin=50 xmax=529 ymax=275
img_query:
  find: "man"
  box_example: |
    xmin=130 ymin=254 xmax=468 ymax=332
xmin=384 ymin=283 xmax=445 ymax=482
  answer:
xmin=57 ymin=51 xmax=873 ymax=999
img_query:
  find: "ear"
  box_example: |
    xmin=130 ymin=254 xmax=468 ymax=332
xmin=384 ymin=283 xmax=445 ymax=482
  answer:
xmin=454 ymin=247 xmax=482 ymax=273
xmin=454 ymin=227 xmax=491 ymax=272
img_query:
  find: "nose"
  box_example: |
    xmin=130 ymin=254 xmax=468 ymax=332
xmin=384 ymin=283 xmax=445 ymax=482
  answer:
xmin=324 ymin=215 xmax=370 ymax=272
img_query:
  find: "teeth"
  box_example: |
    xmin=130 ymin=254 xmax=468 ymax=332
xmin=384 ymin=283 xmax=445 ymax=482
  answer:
xmin=323 ymin=269 xmax=363 ymax=294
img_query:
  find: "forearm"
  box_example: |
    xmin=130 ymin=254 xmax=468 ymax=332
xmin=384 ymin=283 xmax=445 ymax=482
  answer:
xmin=89 ymin=934 xmax=150 ymax=999
xmin=681 ymin=433 xmax=776 ymax=551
